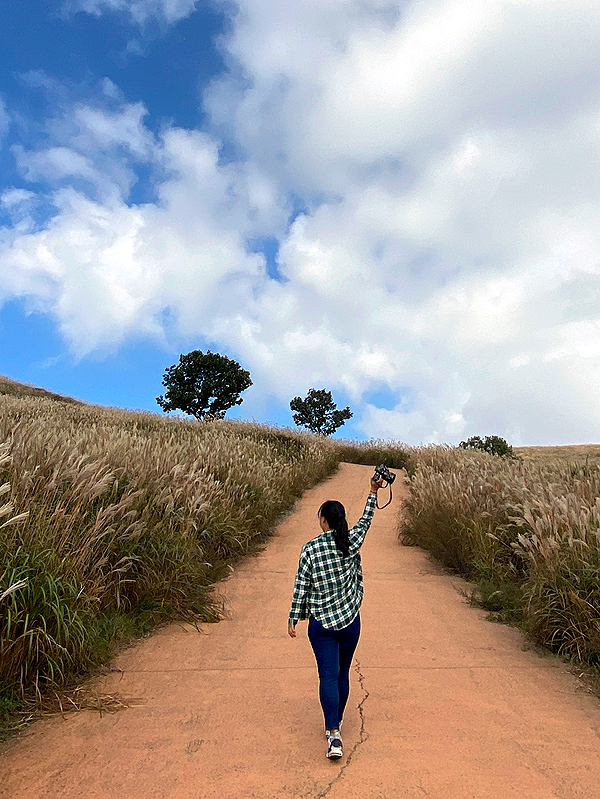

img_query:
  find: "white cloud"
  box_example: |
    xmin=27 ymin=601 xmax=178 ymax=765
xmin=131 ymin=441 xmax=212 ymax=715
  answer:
xmin=11 ymin=100 xmax=157 ymax=204
xmin=203 ymin=0 xmax=600 ymax=444
xmin=64 ymin=0 xmax=198 ymax=25
xmin=0 ymin=123 xmax=273 ymax=355
xmin=14 ymin=146 xmax=100 ymax=184
xmin=70 ymin=103 xmax=154 ymax=158
xmin=3 ymin=0 xmax=600 ymax=444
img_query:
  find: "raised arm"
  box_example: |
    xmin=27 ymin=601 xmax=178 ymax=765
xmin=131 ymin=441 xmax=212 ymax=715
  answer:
xmin=348 ymin=477 xmax=383 ymax=555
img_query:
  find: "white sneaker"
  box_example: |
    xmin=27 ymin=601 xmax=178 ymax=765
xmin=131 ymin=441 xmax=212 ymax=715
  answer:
xmin=326 ymin=733 xmax=343 ymax=759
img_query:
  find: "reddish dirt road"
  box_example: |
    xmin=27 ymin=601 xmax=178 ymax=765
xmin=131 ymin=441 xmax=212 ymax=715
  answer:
xmin=2 ymin=463 xmax=600 ymax=798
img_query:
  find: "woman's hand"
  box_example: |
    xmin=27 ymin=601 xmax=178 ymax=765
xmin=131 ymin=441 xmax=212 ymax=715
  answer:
xmin=370 ymin=476 xmax=384 ymax=494
xmin=288 ymin=623 xmax=297 ymax=638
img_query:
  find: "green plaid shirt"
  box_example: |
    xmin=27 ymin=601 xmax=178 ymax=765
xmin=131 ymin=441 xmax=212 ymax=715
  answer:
xmin=288 ymin=493 xmax=377 ymax=631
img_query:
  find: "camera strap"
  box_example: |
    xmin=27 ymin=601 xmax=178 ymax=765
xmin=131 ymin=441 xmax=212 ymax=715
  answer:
xmin=376 ymin=483 xmax=393 ymax=509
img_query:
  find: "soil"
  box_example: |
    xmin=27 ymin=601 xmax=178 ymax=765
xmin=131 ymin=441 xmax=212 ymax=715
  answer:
xmin=2 ymin=463 xmax=600 ymax=798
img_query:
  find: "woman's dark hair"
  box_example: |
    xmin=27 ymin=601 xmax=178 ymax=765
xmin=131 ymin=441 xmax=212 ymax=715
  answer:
xmin=319 ymin=500 xmax=350 ymax=557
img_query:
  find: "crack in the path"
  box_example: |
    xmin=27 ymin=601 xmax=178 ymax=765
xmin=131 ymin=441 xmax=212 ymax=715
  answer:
xmin=314 ymin=658 xmax=370 ymax=799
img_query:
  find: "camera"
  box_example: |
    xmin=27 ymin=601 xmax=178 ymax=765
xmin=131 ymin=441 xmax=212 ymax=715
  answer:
xmin=373 ymin=463 xmax=396 ymax=485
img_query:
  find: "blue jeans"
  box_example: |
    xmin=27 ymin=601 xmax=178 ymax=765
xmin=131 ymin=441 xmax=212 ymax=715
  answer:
xmin=307 ymin=613 xmax=361 ymax=731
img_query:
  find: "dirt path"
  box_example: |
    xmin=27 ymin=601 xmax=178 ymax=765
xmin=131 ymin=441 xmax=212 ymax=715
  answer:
xmin=2 ymin=463 xmax=600 ymax=798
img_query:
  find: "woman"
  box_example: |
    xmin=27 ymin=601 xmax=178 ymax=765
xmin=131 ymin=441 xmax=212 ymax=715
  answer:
xmin=288 ymin=474 xmax=382 ymax=759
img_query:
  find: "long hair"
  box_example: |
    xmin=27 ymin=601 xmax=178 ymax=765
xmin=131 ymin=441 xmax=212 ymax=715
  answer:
xmin=319 ymin=500 xmax=350 ymax=558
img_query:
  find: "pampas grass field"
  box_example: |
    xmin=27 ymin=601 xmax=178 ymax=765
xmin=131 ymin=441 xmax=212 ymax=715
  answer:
xmin=0 ymin=379 xmax=410 ymax=733
xmin=514 ymin=443 xmax=600 ymax=466
xmin=400 ymin=444 xmax=600 ymax=676
xmin=4 ymin=370 xmax=599 ymax=732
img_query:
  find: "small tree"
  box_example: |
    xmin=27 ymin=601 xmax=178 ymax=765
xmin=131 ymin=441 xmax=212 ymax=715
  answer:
xmin=290 ymin=388 xmax=353 ymax=436
xmin=459 ymin=435 xmax=515 ymax=458
xmin=157 ymin=350 xmax=252 ymax=420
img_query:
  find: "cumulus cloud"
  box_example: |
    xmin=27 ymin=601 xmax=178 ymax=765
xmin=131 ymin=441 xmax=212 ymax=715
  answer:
xmin=3 ymin=0 xmax=600 ymax=443
xmin=203 ymin=0 xmax=600 ymax=444
xmin=0 ymin=117 xmax=277 ymax=355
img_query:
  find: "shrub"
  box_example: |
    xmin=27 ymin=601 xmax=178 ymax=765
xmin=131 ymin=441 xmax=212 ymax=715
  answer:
xmin=335 ymin=439 xmax=412 ymax=472
xmin=459 ymin=435 xmax=515 ymax=458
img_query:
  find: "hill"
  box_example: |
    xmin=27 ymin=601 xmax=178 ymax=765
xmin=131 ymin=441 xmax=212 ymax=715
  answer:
xmin=0 ymin=375 xmax=81 ymax=404
xmin=514 ymin=443 xmax=600 ymax=464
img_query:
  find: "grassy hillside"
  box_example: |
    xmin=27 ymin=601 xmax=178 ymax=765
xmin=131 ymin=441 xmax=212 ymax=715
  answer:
xmin=0 ymin=375 xmax=81 ymax=404
xmin=515 ymin=443 xmax=600 ymax=465
xmin=0 ymin=378 xmax=410 ymax=733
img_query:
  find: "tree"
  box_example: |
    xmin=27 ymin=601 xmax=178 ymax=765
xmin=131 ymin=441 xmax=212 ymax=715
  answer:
xmin=459 ymin=435 xmax=515 ymax=458
xmin=290 ymin=388 xmax=353 ymax=436
xmin=157 ymin=350 xmax=252 ymax=420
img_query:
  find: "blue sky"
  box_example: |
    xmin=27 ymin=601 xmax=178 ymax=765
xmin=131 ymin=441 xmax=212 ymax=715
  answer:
xmin=2 ymin=0 xmax=600 ymax=445
xmin=0 ymin=1 xmax=288 ymax=425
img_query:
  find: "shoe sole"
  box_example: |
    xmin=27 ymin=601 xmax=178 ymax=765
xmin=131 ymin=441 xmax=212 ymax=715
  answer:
xmin=327 ymin=739 xmax=343 ymax=759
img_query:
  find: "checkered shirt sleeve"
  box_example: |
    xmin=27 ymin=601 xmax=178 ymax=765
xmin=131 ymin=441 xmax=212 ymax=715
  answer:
xmin=348 ymin=492 xmax=377 ymax=555
xmin=288 ymin=544 xmax=312 ymax=624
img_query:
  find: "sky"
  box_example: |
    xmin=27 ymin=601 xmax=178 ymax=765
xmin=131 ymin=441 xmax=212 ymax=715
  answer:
xmin=1 ymin=0 xmax=600 ymax=445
